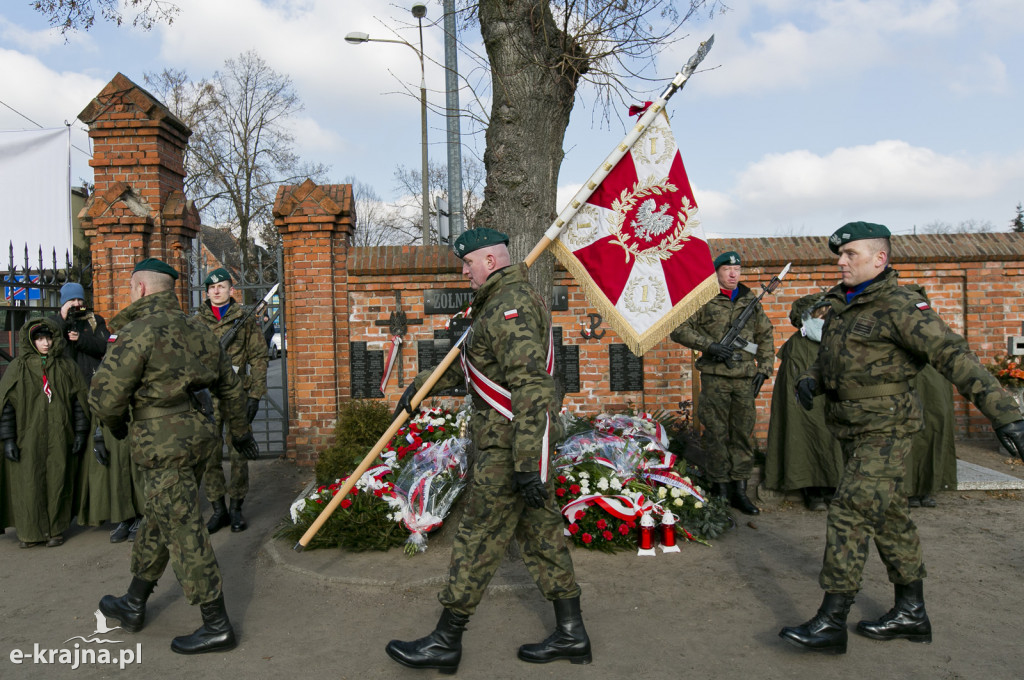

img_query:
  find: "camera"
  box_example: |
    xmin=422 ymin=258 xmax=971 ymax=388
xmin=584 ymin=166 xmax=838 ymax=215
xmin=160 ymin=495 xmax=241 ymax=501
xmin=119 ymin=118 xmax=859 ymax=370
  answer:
xmin=68 ymin=307 xmax=90 ymax=322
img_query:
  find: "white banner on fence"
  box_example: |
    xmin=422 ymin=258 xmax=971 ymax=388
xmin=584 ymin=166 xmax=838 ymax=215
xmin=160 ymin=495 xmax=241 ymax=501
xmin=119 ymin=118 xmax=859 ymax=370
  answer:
xmin=0 ymin=127 xmax=71 ymax=261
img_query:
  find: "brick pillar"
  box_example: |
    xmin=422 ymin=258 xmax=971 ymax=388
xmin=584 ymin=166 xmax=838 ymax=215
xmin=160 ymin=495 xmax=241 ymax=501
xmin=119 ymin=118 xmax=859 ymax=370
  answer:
xmin=274 ymin=180 xmax=355 ymax=464
xmin=77 ymin=72 xmax=199 ymax=317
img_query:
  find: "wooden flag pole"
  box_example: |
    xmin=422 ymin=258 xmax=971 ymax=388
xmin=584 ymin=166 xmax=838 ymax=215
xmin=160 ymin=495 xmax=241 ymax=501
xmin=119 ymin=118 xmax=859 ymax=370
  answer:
xmin=294 ymin=35 xmax=714 ymax=551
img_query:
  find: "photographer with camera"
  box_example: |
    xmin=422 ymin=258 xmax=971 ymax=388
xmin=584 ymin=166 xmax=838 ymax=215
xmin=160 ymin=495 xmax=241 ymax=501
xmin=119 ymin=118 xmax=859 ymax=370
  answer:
xmin=52 ymin=282 xmax=142 ymax=543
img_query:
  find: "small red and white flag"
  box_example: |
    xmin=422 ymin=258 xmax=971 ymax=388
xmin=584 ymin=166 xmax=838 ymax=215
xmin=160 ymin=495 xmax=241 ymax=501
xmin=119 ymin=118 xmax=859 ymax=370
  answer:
xmin=551 ymin=107 xmax=716 ymax=355
xmin=503 ymin=309 xmax=518 ymax=320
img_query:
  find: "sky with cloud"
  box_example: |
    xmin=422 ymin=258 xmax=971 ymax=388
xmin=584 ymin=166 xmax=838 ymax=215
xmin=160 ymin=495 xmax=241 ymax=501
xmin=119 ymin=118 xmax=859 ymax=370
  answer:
xmin=0 ymin=0 xmax=1021 ymax=240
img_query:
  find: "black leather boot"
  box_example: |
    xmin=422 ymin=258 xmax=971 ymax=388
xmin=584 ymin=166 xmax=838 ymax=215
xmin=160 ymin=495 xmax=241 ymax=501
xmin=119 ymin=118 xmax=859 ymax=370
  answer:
xmin=229 ymin=498 xmax=247 ymax=533
xmin=730 ymin=480 xmax=760 ymax=515
xmin=856 ymin=580 xmax=932 ymax=643
xmin=779 ymin=592 xmax=856 ymax=654
xmin=518 ymin=596 xmax=592 ymax=665
xmin=206 ymin=497 xmax=230 ymax=534
xmin=171 ymin=595 xmax=237 ymax=654
xmin=99 ymin=577 xmax=157 ymax=633
xmin=385 ymin=609 xmax=469 ymax=674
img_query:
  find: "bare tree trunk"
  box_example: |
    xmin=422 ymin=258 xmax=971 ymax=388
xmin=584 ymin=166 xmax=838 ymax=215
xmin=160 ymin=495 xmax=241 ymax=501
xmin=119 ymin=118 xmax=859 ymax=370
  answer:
xmin=476 ymin=0 xmax=587 ymax=298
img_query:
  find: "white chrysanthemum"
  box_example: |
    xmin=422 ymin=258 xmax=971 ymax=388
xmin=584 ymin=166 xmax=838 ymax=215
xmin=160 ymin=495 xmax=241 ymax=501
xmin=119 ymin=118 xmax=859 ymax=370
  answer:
xmin=610 ymin=477 xmax=622 ymax=490
xmin=578 ymin=472 xmax=590 ymax=479
xmin=289 ymin=498 xmax=307 ymax=523
xmin=694 ymin=501 xmax=703 ymax=509
xmin=670 ymin=487 xmax=682 ymax=498
xmin=658 ymin=487 xmax=667 ymax=498
xmin=597 ymin=478 xmax=609 ymax=491
xmin=673 ymin=498 xmax=684 ymax=507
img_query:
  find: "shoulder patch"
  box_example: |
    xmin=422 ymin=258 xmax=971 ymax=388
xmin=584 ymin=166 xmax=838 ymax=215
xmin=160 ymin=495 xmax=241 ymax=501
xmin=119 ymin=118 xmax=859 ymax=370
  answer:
xmin=915 ymin=301 xmax=930 ymax=311
xmin=107 ymin=334 xmax=118 ymax=343
xmin=503 ymin=309 xmax=519 ymax=320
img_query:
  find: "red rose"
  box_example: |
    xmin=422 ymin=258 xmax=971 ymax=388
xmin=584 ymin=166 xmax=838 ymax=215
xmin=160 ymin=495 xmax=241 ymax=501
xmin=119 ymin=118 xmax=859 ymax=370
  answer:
xmin=558 ymin=475 xmax=568 ymax=484
xmin=556 ymin=488 xmax=566 ymax=497
xmin=581 ymin=533 xmax=593 ymax=544
xmin=570 ymin=484 xmax=581 ymax=494
xmin=568 ymin=523 xmax=580 ymax=535
xmin=314 ymin=498 xmax=324 ymax=504
xmin=340 ymin=499 xmax=352 ymax=509
xmin=627 ymin=521 xmax=636 ymax=529
xmin=602 ymin=530 xmax=613 ymax=541
xmin=596 ymin=519 xmax=607 ymax=530
xmin=618 ymin=524 xmax=629 ymax=535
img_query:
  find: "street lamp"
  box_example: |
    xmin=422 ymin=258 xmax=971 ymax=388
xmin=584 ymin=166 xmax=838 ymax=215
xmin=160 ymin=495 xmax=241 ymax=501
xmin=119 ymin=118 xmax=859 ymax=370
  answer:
xmin=345 ymin=4 xmax=431 ymax=245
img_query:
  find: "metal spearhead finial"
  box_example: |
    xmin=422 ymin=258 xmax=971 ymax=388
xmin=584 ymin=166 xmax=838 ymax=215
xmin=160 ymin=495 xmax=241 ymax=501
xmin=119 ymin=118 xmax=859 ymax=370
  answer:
xmin=663 ymin=35 xmax=715 ymax=100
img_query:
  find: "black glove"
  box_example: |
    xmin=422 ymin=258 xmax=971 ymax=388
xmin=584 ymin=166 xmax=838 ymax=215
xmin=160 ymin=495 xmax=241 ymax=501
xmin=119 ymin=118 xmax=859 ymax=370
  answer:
xmin=72 ymin=432 xmax=88 ymax=456
xmin=796 ymin=377 xmax=817 ymax=411
xmin=94 ymin=439 xmax=110 ymax=466
xmin=110 ymin=420 xmax=129 ymax=441
xmin=751 ymin=373 xmax=768 ymax=398
xmin=995 ymin=420 xmax=1024 ymax=461
xmin=3 ymin=439 xmax=19 ymax=462
xmin=232 ymin=432 xmax=260 ymax=460
xmin=513 ymin=471 xmax=549 ymax=509
xmin=246 ymin=397 xmax=260 ymax=424
xmin=706 ymin=342 xmax=733 ymax=363
xmin=393 ymin=383 xmax=418 ymax=421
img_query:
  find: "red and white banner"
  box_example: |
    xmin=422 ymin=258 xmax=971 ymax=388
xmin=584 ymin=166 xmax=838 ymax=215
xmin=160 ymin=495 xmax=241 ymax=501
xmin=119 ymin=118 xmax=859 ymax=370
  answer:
xmin=551 ymin=109 xmax=716 ymax=355
xmin=379 ymin=336 xmax=402 ymax=393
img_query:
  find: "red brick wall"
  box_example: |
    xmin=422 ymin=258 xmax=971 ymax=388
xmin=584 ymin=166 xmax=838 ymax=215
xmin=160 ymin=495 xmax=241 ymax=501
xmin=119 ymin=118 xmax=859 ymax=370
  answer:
xmin=329 ymin=234 xmax=1024 ymax=468
xmin=78 ymin=73 xmax=198 ymax=318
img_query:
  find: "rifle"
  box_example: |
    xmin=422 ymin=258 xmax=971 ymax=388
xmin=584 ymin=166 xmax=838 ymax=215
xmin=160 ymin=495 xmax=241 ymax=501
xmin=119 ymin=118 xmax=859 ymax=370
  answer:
xmin=717 ymin=263 xmax=791 ymax=368
xmin=220 ymin=283 xmax=279 ymax=351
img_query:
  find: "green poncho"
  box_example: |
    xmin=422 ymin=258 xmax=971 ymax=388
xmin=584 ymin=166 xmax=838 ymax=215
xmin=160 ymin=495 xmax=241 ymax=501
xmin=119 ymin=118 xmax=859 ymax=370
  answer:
xmin=0 ymin=318 xmax=89 ymax=542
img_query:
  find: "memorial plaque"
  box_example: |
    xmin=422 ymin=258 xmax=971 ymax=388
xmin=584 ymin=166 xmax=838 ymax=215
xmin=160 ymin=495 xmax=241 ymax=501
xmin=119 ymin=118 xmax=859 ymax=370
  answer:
xmin=423 ymin=288 xmax=474 ymax=315
xmin=609 ymin=343 xmax=644 ymax=392
xmin=551 ymin=286 xmax=569 ymax=311
xmin=552 ymin=326 xmax=580 ymax=393
xmin=416 ymin=317 xmax=471 ymax=396
xmin=350 ymin=341 xmax=385 ymax=399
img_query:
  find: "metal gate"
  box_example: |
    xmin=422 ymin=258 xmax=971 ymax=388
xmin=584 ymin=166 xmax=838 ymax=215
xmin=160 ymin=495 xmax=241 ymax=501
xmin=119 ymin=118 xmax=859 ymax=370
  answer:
xmin=0 ymin=243 xmax=91 ymax=364
xmin=187 ymin=241 xmax=288 ymax=458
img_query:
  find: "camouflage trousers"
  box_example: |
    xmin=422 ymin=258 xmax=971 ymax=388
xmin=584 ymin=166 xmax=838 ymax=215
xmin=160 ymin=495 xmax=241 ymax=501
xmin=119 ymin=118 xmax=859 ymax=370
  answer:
xmin=697 ymin=374 xmax=758 ymax=482
xmin=130 ymin=414 xmax=223 ymax=606
xmin=819 ymin=435 xmax=925 ymax=594
xmin=203 ymin=422 xmax=249 ymax=502
xmin=438 ymin=444 xmax=581 ymax=617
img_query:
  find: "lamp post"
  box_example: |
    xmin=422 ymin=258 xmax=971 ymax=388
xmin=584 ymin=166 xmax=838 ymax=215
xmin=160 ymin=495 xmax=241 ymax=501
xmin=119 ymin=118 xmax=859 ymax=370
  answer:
xmin=345 ymin=3 xmax=431 ymax=245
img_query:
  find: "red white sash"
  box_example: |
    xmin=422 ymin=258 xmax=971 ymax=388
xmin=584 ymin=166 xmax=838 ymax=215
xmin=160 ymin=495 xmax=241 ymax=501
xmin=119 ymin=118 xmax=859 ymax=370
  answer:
xmin=561 ymin=493 xmax=652 ymax=523
xmin=461 ymin=323 xmax=556 ymax=480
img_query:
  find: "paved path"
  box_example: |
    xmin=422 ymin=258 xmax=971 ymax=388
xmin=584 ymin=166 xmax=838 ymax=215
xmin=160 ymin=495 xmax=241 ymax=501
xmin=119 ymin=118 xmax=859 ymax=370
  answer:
xmin=1 ymin=440 xmax=1022 ymax=679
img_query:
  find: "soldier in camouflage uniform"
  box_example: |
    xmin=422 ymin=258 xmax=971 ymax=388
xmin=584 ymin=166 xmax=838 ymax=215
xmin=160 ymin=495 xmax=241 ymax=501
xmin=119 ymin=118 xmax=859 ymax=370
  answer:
xmin=671 ymin=251 xmax=774 ymax=515
xmin=385 ymin=229 xmax=589 ymax=673
xmin=89 ymin=258 xmax=260 ymax=655
xmin=779 ymin=222 xmax=1024 ymax=655
xmin=197 ymin=267 xmax=268 ymax=534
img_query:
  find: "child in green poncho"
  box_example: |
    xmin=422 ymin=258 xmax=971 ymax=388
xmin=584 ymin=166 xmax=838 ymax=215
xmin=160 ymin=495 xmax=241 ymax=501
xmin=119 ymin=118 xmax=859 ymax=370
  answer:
xmin=0 ymin=317 xmax=90 ymax=547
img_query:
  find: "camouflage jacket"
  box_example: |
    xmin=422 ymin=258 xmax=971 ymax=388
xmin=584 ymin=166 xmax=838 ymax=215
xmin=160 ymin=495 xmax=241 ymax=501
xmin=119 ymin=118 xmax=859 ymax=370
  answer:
xmin=802 ymin=268 xmax=1021 ymax=439
xmin=414 ymin=263 xmax=562 ymax=476
xmin=670 ymin=283 xmax=775 ymax=378
xmin=197 ymin=299 xmax=268 ymax=400
xmin=89 ymin=290 xmax=249 ymax=442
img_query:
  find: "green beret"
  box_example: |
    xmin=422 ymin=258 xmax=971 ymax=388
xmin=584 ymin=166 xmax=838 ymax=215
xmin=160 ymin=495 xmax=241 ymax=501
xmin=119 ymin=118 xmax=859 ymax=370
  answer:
xmin=133 ymin=257 xmax=179 ymax=280
xmin=828 ymin=221 xmax=891 ymax=254
xmin=203 ymin=267 xmax=233 ymax=287
xmin=453 ymin=228 xmax=509 ymax=258
xmin=713 ymin=251 xmax=741 ymax=269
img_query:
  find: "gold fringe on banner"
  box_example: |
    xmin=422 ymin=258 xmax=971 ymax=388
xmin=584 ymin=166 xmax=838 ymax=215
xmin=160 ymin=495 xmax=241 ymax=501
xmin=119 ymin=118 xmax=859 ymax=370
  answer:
xmin=550 ymin=238 xmax=718 ymax=356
